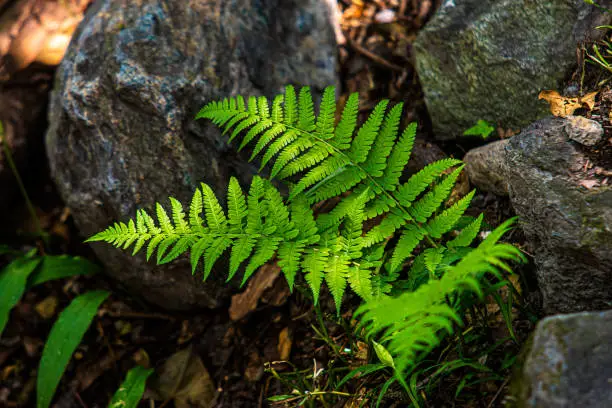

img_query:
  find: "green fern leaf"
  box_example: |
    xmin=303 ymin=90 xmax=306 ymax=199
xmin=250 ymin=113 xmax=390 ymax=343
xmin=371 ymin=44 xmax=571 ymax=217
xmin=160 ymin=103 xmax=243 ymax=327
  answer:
xmin=448 ymin=213 xmax=483 ymax=248
xmin=390 ymin=224 xmax=425 ymax=271
xmin=201 ymin=183 xmax=228 ymax=232
xmin=169 ymin=197 xmax=189 ymax=233
xmin=156 ymin=203 xmax=174 ymax=235
xmin=409 ymin=166 xmax=464 ymax=223
xmin=278 ymin=241 xmax=306 ymax=290
xmin=326 ymin=253 xmax=350 ymax=312
xmin=316 ymin=86 xmax=336 ymax=136
xmin=349 ymin=266 xmax=373 ymax=301
xmin=284 ymin=85 xmax=298 ymax=126
xmin=297 ymin=87 xmax=316 ymax=132
xmin=333 ymin=92 xmax=359 ymax=149
xmin=348 ymin=100 xmax=388 ymax=163
xmin=427 ymin=190 xmax=475 ymax=239
xmin=271 ymin=95 xmax=284 ymax=123
xmin=204 ymin=236 xmax=233 ymax=279
xmin=302 ymin=248 xmax=328 ymax=304
xmin=189 ymin=189 xmax=204 ymax=230
xmin=227 ymin=177 xmax=247 ymax=233
xmin=363 ymin=103 xmax=403 ymax=177
xmin=243 ymin=237 xmax=282 ymax=285
xmin=380 ymin=122 xmax=417 ymax=189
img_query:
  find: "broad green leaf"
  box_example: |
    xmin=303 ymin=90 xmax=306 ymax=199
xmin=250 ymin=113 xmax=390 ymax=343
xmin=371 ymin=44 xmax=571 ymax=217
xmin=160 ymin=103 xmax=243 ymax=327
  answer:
xmin=28 ymin=255 xmax=101 ymax=287
xmin=0 ymin=257 xmax=41 ymax=337
xmin=37 ymin=290 xmax=110 ymax=408
xmin=463 ymin=119 xmax=495 ymax=139
xmin=109 ymin=366 xmax=154 ymax=408
xmin=372 ymin=340 xmax=395 ymax=369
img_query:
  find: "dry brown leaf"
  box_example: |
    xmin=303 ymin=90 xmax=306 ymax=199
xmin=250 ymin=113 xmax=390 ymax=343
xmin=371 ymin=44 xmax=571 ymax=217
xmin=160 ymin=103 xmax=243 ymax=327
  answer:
xmin=229 ymin=264 xmax=281 ymax=321
xmin=150 ymin=347 xmax=215 ymax=408
xmin=579 ymin=179 xmax=600 ymax=189
xmin=35 ymin=296 xmax=58 ymax=319
xmin=277 ymin=327 xmax=292 ymax=361
xmin=539 ymin=90 xmax=598 ymax=117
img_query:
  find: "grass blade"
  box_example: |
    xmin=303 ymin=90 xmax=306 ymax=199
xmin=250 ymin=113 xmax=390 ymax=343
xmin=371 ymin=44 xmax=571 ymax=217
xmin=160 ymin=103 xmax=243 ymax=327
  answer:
xmin=28 ymin=255 xmax=101 ymax=287
xmin=37 ymin=290 xmax=110 ymax=408
xmin=0 ymin=257 xmax=41 ymax=337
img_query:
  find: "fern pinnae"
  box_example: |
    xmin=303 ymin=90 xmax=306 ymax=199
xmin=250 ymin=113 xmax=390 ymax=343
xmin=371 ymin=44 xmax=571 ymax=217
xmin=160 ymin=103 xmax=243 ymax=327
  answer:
xmin=227 ymin=177 xmax=247 ymax=232
xmin=408 ymin=166 xmax=464 ymax=223
xmin=426 ymin=190 xmax=475 ymax=239
xmin=363 ymin=102 xmax=403 ymax=177
xmin=315 ymin=86 xmax=337 ymax=136
xmin=297 ymin=86 xmax=316 ymax=132
xmin=332 ymin=92 xmax=359 ymax=149
xmin=380 ymin=122 xmax=417 ymax=190
xmin=348 ymin=99 xmax=388 ymax=164
xmin=284 ymin=85 xmax=298 ymax=126
xmin=448 ymin=213 xmax=483 ymax=248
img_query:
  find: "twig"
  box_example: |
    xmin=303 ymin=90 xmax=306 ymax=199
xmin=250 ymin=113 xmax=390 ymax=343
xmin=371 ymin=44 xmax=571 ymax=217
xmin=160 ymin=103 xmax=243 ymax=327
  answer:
xmin=487 ymin=376 xmax=511 ymax=408
xmin=348 ymin=39 xmax=405 ymax=72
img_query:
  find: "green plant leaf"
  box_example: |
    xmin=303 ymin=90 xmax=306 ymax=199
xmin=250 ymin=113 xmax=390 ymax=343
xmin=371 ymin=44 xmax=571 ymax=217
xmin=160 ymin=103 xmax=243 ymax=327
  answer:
xmin=109 ymin=366 xmax=154 ymax=408
xmin=372 ymin=340 xmax=395 ymax=369
xmin=268 ymin=395 xmax=294 ymax=402
xmin=0 ymin=257 xmax=41 ymax=337
xmin=463 ymin=120 xmax=495 ymax=139
xmin=28 ymin=255 xmax=101 ymax=287
xmin=37 ymin=290 xmax=110 ymax=408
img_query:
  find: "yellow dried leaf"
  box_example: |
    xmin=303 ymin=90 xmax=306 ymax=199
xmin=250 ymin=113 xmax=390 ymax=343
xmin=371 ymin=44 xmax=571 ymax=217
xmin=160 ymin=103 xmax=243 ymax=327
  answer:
xmin=277 ymin=327 xmax=292 ymax=361
xmin=538 ymin=90 xmax=598 ymax=117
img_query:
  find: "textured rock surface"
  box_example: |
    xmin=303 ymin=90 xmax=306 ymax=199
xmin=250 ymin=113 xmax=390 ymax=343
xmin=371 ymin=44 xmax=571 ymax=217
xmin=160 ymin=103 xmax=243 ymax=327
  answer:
xmin=464 ymin=117 xmax=612 ymax=314
xmin=46 ymin=0 xmax=338 ymax=310
xmin=414 ymin=0 xmax=612 ymax=140
xmin=510 ymin=310 xmax=612 ymax=407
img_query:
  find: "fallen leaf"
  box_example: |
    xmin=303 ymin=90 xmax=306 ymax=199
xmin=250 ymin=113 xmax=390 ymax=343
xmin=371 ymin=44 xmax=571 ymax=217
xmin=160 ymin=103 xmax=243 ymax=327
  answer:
xmin=229 ymin=264 xmax=281 ymax=321
xmin=539 ymin=90 xmax=598 ymax=117
xmin=579 ymin=179 xmax=600 ymax=189
xmin=35 ymin=296 xmax=58 ymax=319
xmin=244 ymin=352 xmax=263 ymax=382
xmin=277 ymin=327 xmax=292 ymax=361
xmin=150 ymin=347 xmax=215 ymax=408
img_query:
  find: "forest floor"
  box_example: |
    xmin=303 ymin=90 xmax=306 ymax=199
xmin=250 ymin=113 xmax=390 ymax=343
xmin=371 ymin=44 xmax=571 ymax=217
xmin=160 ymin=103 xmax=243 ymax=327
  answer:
xmin=4 ymin=0 xmax=610 ymax=407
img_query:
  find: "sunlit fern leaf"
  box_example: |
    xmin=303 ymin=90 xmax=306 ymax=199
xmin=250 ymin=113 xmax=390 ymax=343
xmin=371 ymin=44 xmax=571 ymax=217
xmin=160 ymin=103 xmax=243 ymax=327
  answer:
xmin=348 ymin=100 xmax=388 ymax=164
xmin=393 ymin=158 xmax=462 ymax=205
xmin=408 ymin=166 xmax=464 ymax=223
xmin=426 ymin=190 xmax=475 ymax=239
xmin=448 ymin=213 xmax=483 ymax=248
xmin=189 ymin=189 xmax=204 ymax=230
xmin=227 ymin=177 xmax=247 ymax=233
xmin=380 ymin=122 xmax=417 ymax=190
xmin=271 ymin=95 xmax=284 ymax=123
xmin=297 ymin=86 xmax=316 ymax=132
xmin=349 ymin=266 xmax=373 ymax=302
xmin=356 ymin=218 xmax=524 ymax=376
xmin=423 ymin=247 xmax=445 ymax=275
xmin=250 ymin=124 xmax=286 ymax=161
xmin=333 ymin=92 xmax=359 ymax=149
xmin=302 ymin=248 xmax=328 ymax=304
xmin=316 ymin=86 xmax=337 ymax=137
xmin=278 ymin=241 xmax=306 ymax=290
xmin=270 ymin=138 xmax=314 ymax=178
xmin=326 ymin=252 xmax=350 ymax=312
xmin=228 ymin=236 xmax=256 ymax=281
xmin=201 ymin=183 xmax=228 ymax=232
xmin=284 ymin=85 xmax=298 ymax=126
xmin=260 ymin=129 xmax=298 ymax=170
xmin=363 ymin=103 xmax=403 ymax=177
xmin=257 ymin=96 xmax=270 ymax=119
xmin=169 ymin=197 xmax=189 ymax=234
xmin=242 ymin=237 xmax=282 ymax=285
xmin=390 ymin=224 xmax=426 ymax=272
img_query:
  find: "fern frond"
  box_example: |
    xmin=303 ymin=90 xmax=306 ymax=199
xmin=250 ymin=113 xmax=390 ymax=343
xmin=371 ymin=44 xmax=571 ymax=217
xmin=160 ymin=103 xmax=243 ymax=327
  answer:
xmin=297 ymin=86 xmax=316 ymax=132
xmin=302 ymin=248 xmax=328 ymax=304
xmin=448 ymin=214 xmax=483 ymax=248
xmin=348 ymin=100 xmax=388 ymax=164
xmin=356 ymin=218 xmax=525 ymax=375
xmin=333 ymin=92 xmax=359 ymax=149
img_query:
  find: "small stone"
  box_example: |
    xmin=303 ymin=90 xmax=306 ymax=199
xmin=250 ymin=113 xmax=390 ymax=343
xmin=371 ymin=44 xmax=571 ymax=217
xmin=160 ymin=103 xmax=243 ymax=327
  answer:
xmin=565 ymin=115 xmax=604 ymax=146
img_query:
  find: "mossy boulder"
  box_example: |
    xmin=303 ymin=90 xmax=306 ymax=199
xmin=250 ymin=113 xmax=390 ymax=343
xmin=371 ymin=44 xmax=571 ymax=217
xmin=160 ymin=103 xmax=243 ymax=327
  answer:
xmin=414 ymin=0 xmax=612 ymax=139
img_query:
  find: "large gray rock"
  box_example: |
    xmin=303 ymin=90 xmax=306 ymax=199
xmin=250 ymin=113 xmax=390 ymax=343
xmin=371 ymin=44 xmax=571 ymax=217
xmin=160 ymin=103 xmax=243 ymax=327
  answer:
xmin=464 ymin=117 xmax=612 ymax=314
xmin=46 ymin=0 xmax=338 ymax=310
xmin=510 ymin=310 xmax=612 ymax=407
xmin=414 ymin=0 xmax=612 ymax=140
